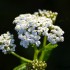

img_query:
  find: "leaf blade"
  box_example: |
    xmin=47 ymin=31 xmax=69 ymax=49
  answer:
xmin=13 ymin=63 xmax=27 ymax=70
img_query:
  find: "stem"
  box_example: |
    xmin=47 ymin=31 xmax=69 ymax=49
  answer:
xmin=39 ymin=50 xmax=45 ymax=61
xmin=34 ymin=49 xmax=39 ymax=60
xmin=11 ymin=52 xmax=32 ymax=63
xmin=43 ymin=36 xmax=47 ymax=47
xmin=33 ymin=45 xmax=39 ymax=60
xmin=39 ymin=36 xmax=47 ymax=61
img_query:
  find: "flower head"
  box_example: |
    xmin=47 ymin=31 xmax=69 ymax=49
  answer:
xmin=47 ymin=25 xmax=64 ymax=44
xmin=13 ymin=10 xmax=64 ymax=48
xmin=0 ymin=32 xmax=16 ymax=54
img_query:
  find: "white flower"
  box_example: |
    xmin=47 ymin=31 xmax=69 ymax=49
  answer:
xmin=20 ymin=40 xmax=29 ymax=48
xmin=35 ymin=41 xmax=41 ymax=47
xmin=47 ymin=33 xmax=57 ymax=44
xmin=15 ymin=25 xmax=21 ymax=32
xmin=59 ymin=36 xmax=64 ymax=42
xmin=51 ymin=25 xmax=64 ymax=36
xmin=0 ymin=32 xmax=16 ymax=54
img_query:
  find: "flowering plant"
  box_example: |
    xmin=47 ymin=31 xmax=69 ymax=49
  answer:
xmin=0 ymin=10 xmax=64 ymax=70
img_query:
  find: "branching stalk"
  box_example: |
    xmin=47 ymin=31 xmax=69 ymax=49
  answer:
xmin=39 ymin=36 xmax=47 ymax=61
xmin=33 ymin=45 xmax=39 ymax=60
xmin=11 ymin=52 xmax=32 ymax=63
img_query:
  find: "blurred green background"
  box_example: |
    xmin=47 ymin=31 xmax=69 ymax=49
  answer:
xmin=0 ymin=0 xmax=70 ymax=70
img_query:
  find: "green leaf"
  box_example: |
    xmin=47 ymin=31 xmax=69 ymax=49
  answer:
xmin=43 ymin=43 xmax=58 ymax=61
xmin=13 ymin=63 xmax=27 ymax=70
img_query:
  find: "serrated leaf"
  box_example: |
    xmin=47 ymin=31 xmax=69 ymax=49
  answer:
xmin=13 ymin=63 xmax=27 ymax=70
xmin=43 ymin=43 xmax=58 ymax=61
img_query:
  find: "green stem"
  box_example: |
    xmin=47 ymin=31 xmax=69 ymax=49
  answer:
xmin=33 ymin=45 xmax=39 ymax=60
xmin=43 ymin=36 xmax=47 ymax=47
xmin=34 ymin=49 xmax=39 ymax=60
xmin=39 ymin=50 xmax=46 ymax=61
xmin=39 ymin=36 xmax=47 ymax=61
xmin=11 ymin=52 xmax=32 ymax=63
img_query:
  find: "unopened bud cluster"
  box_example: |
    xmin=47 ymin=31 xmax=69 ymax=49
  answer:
xmin=32 ymin=59 xmax=47 ymax=70
xmin=26 ymin=59 xmax=47 ymax=70
xmin=34 ymin=9 xmax=58 ymax=22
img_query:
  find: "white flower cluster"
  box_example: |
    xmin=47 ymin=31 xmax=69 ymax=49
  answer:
xmin=0 ymin=32 xmax=16 ymax=54
xmin=13 ymin=10 xmax=64 ymax=48
xmin=47 ymin=25 xmax=64 ymax=44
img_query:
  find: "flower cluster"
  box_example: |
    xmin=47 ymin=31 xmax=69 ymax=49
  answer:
xmin=0 ymin=32 xmax=16 ymax=54
xmin=47 ymin=25 xmax=64 ymax=44
xmin=13 ymin=10 xmax=64 ymax=48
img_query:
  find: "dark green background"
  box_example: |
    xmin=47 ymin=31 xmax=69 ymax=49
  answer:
xmin=0 ymin=0 xmax=70 ymax=70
